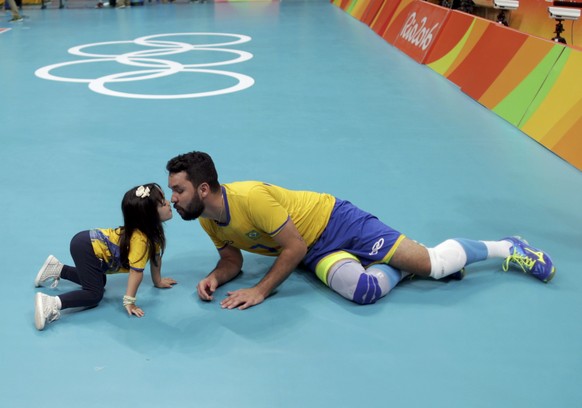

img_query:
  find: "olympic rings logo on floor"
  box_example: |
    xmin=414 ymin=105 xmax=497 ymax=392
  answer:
xmin=35 ymin=33 xmax=255 ymax=99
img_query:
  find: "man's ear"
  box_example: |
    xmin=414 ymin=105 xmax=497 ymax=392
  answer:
xmin=198 ymin=182 xmax=210 ymax=198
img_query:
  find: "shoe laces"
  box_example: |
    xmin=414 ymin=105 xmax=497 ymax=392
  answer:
xmin=502 ymin=249 xmax=536 ymax=273
xmin=41 ymin=261 xmax=62 ymax=288
xmin=47 ymin=307 xmax=61 ymax=323
xmin=42 ymin=295 xmax=61 ymax=322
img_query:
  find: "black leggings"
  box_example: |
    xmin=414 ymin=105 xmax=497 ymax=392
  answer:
xmin=59 ymin=230 xmax=108 ymax=310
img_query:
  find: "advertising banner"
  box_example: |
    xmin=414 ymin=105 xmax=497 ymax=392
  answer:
xmin=383 ymin=0 xmax=450 ymax=63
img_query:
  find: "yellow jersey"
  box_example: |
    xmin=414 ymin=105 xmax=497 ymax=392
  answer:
xmin=90 ymin=228 xmax=159 ymax=273
xmin=199 ymin=182 xmax=335 ymax=256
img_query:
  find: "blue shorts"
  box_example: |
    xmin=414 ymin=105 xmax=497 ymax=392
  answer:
xmin=303 ymin=198 xmax=405 ymax=283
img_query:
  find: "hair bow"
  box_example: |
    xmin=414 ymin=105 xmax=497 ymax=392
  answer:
xmin=136 ymin=186 xmax=151 ymax=199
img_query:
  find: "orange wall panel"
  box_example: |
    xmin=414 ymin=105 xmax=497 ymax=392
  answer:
xmin=447 ymin=24 xmax=528 ymax=100
xmin=370 ymin=0 xmax=403 ymax=36
xmin=478 ymin=39 xmax=556 ymax=109
xmin=361 ymin=0 xmax=388 ymax=26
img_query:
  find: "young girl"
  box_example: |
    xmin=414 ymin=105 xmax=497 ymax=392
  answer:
xmin=34 ymin=183 xmax=176 ymax=331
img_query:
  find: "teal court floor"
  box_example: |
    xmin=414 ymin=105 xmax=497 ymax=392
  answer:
xmin=1 ymin=1 xmax=582 ymax=407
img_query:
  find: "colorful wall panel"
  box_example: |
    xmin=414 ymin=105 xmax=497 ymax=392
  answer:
xmin=370 ymin=0 xmax=406 ymax=36
xmin=348 ymin=0 xmax=370 ymax=19
xmin=331 ymin=0 xmax=352 ymax=10
xmin=361 ymin=0 xmax=388 ymax=26
xmin=336 ymin=0 xmax=393 ymax=23
xmin=425 ymin=12 xmax=562 ymax=128
xmin=332 ymin=0 xmax=582 ymax=171
xmin=422 ymin=9 xmax=582 ymax=169
xmin=485 ymin=39 xmax=561 ymax=127
xmin=520 ymin=48 xmax=582 ymax=170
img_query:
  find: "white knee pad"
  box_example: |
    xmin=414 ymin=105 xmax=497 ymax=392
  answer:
xmin=328 ymin=260 xmax=400 ymax=305
xmin=428 ymin=239 xmax=467 ymax=279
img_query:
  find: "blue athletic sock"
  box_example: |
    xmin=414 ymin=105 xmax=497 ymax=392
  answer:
xmin=453 ymin=238 xmax=488 ymax=265
xmin=366 ymin=263 xmax=402 ymax=290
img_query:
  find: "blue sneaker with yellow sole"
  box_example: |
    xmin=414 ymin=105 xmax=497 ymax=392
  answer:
xmin=501 ymin=236 xmax=555 ymax=283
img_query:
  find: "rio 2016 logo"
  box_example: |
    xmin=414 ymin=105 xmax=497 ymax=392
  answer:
xmin=399 ymin=12 xmax=439 ymax=51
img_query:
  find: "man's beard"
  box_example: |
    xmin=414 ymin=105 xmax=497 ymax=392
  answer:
xmin=176 ymin=197 xmax=204 ymax=221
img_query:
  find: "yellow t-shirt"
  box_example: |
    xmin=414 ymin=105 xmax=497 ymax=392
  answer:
xmin=199 ymin=182 xmax=335 ymax=256
xmin=90 ymin=228 xmax=159 ymax=273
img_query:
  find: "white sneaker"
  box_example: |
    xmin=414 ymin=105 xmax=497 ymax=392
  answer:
xmin=35 ymin=293 xmax=61 ymax=331
xmin=34 ymin=255 xmax=63 ymax=288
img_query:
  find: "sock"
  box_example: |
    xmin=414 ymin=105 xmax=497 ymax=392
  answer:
xmin=481 ymin=240 xmax=512 ymax=259
xmin=428 ymin=239 xmax=513 ymax=280
xmin=366 ymin=263 xmax=405 ymax=290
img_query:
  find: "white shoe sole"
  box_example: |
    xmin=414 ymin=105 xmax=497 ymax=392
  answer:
xmin=34 ymin=293 xmax=46 ymax=331
xmin=34 ymin=255 xmax=56 ymax=287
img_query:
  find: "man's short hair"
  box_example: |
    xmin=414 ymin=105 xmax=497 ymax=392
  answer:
xmin=166 ymin=151 xmax=220 ymax=191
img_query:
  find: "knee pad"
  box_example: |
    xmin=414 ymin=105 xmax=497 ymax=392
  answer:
xmin=428 ymin=239 xmax=467 ymax=279
xmin=328 ymin=260 xmax=400 ymax=305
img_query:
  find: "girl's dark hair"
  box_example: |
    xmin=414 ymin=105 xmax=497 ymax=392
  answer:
xmin=166 ymin=151 xmax=220 ymax=192
xmin=119 ymin=183 xmax=166 ymax=270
